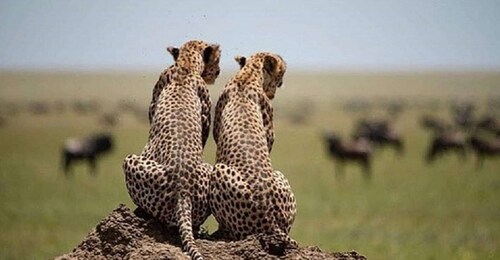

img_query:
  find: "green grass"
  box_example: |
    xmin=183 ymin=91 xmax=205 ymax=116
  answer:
xmin=274 ymin=123 xmax=499 ymax=260
xmin=0 ymin=71 xmax=499 ymax=259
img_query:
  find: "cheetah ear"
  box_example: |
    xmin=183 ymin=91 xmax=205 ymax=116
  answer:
xmin=167 ymin=46 xmax=180 ymax=61
xmin=263 ymin=55 xmax=279 ymax=74
xmin=234 ymin=56 xmax=246 ymax=68
xmin=203 ymin=44 xmax=220 ymax=64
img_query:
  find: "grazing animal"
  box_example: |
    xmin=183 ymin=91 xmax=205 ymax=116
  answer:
xmin=287 ymin=99 xmax=314 ymax=125
xmin=353 ymin=119 xmax=404 ymax=155
xmin=324 ymin=132 xmax=373 ymax=179
xmin=420 ymin=115 xmax=451 ymax=134
xmin=99 ymin=112 xmax=119 ymax=127
xmin=209 ymin=53 xmax=297 ymax=250
xmin=386 ymin=100 xmax=406 ymax=117
xmin=468 ymin=134 xmax=500 ymax=167
xmin=62 ymin=134 xmax=113 ymax=175
xmin=73 ymin=100 xmax=101 ymax=115
xmin=450 ymin=101 xmax=476 ymax=129
xmin=476 ymin=116 xmax=500 ymax=137
xmin=29 ymin=101 xmax=50 ymax=115
xmin=117 ymin=100 xmax=140 ymax=115
xmin=122 ymin=40 xmax=220 ymax=260
xmin=425 ymin=131 xmax=467 ymax=163
xmin=343 ymin=99 xmax=371 ymax=112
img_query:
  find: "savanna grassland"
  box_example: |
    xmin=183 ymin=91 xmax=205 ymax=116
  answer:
xmin=0 ymin=71 xmax=499 ymax=259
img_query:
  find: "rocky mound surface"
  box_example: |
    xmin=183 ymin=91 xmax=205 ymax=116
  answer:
xmin=56 ymin=204 xmax=366 ymax=260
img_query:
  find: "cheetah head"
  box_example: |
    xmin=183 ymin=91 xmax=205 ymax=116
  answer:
xmin=167 ymin=40 xmax=221 ymax=85
xmin=234 ymin=53 xmax=286 ymax=100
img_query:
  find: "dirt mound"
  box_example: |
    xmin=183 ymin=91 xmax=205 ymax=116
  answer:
xmin=56 ymin=204 xmax=366 ymax=260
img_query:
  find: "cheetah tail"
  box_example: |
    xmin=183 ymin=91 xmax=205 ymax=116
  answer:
xmin=177 ymin=194 xmax=204 ymax=260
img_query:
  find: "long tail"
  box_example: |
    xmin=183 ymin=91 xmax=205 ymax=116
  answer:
xmin=177 ymin=193 xmax=203 ymax=260
xmin=175 ymin=152 xmax=203 ymax=260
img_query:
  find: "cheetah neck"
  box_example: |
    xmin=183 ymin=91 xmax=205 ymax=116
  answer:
xmin=231 ymin=62 xmax=263 ymax=88
xmin=175 ymin=51 xmax=204 ymax=76
xmin=170 ymin=66 xmax=202 ymax=87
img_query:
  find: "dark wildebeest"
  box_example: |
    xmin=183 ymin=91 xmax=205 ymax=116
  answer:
xmin=353 ymin=119 xmax=404 ymax=155
xmin=132 ymin=107 xmax=149 ymax=125
xmin=29 ymin=101 xmax=50 ymax=115
xmin=385 ymin=99 xmax=406 ymax=118
xmin=73 ymin=100 xmax=101 ymax=115
xmin=468 ymin=134 xmax=500 ymax=168
xmin=99 ymin=112 xmax=119 ymax=127
xmin=324 ymin=132 xmax=373 ymax=179
xmin=451 ymin=102 xmax=475 ymax=129
xmin=343 ymin=99 xmax=371 ymax=112
xmin=287 ymin=99 xmax=315 ymax=125
xmin=476 ymin=116 xmax=500 ymax=137
xmin=425 ymin=131 xmax=467 ymax=163
xmin=61 ymin=133 xmax=113 ymax=176
xmin=420 ymin=115 xmax=451 ymax=134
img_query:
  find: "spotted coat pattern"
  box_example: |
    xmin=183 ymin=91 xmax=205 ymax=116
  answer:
xmin=123 ymin=40 xmax=221 ymax=260
xmin=209 ymin=53 xmax=297 ymax=245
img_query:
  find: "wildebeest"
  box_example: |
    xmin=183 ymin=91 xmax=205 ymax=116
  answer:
xmin=117 ymin=99 xmax=140 ymax=114
xmin=72 ymin=100 xmax=101 ymax=115
xmin=61 ymin=133 xmax=113 ymax=176
xmin=468 ymin=134 xmax=500 ymax=168
xmin=476 ymin=116 xmax=500 ymax=137
xmin=29 ymin=101 xmax=50 ymax=115
xmin=99 ymin=112 xmax=119 ymax=127
xmin=132 ymin=107 xmax=149 ymax=124
xmin=324 ymin=132 xmax=373 ymax=179
xmin=420 ymin=115 xmax=451 ymax=134
xmin=287 ymin=99 xmax=315 ymax=125
xmin=384 ymin=99 xmax=406 ymax=118
xmin=343 ymin=98 xmax=371 ymax=112
xmin=353 ymin=119 xmax=404 ymax=155
xmin=425 ymin=130 xmax=467 ymax=163
xmin=450 ymin=101 xmax=475 ymax=129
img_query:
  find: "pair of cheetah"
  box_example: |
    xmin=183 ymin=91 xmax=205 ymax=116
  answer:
xmin=123 ymin=40 xmax=296 ymax=260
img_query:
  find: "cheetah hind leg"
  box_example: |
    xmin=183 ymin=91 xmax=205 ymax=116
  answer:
xmin=191 ymin=162 xmax=213 ymax=240
xmin=122 ymin=154 xmax=178 ymax=226
xmin=270 ymin=170 xmax=298 ymax=249
xmin=123 ymin=154 xmax=204 ymax=259
xmin=208 ymin=163 xmax=247 ymax=241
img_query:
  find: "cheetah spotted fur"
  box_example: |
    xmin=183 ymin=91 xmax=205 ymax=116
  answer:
xmin=209 ymin=52 xmax=297 ymax=246
xmin=123 ymin=40 xmax=220 ymax=260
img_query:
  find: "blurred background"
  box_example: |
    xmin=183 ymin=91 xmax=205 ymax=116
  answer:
xmin=1 ymin=1 xmax=499 ymax=259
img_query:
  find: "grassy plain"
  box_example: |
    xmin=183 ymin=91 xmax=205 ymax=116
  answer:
xmin=0 ymin=71 xmax=499 ymax=259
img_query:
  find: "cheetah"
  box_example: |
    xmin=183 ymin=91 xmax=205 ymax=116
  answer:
xmin=148 ymin=43 xmax=220 ymax=144
xmin=123 ymin=40 xmax=220 ymax=260
xmin=209 ymin=52 xmax=297 ymax=247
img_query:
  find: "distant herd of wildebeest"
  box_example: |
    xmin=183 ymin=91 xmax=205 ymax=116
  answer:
xmin=0 ymin=96 xmax=499 ymax=177
xmin=324 ymin=99 xmax=500 ymax=178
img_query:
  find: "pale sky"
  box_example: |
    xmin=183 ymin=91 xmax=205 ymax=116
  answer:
xmin=1 ymin=0 xmax=499 ymax=71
